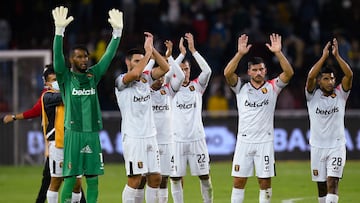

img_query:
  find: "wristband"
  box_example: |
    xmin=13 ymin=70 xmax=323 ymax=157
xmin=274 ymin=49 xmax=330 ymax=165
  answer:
xmin=12 ymin=115 xmax=16 ymax=120
xmin=112 ymin=28 xmax=122 ymax=39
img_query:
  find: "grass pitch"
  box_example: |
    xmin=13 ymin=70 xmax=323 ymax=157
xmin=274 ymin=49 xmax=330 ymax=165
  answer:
xmin=0 ymin=160 xmax=358 ymax=202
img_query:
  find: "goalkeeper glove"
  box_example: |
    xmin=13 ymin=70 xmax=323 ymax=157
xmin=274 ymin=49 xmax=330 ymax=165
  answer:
xmin=52 ymin=6 xmax=74 ymax=36
xmin=108 ymin=9 xmax=123 ymax=39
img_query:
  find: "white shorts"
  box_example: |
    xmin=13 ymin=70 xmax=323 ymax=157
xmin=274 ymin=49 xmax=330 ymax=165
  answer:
xmin=122 ymin=135 xmax=160 ymax=176
xmin=231 ymin=141 xmax=275 ymax=178
xmin=158 ymin=143 xmax=174 ymax=176
xmin=48 ymin=141 xmax=64 ymax=177
xmin=310 ymin=145 xmax=346 ymax=182
xmin=171 ymin=138 xmax=210 ymax=177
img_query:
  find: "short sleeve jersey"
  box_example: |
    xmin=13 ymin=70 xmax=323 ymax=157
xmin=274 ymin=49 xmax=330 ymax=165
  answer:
xmin=151 ymin=84 xmax=175 ymax=144
xmin=115 ymin=71 xmax=156 ymax=138
xmin=305 ymin=85 xmax=350 ymax=148
xmin=171 ymin=78 xmax=207 ymax=142
xmin=231 ymin=77 xmax=287 ymax=143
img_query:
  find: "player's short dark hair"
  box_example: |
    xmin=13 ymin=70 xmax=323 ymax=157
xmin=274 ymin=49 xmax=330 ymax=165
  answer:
xmin=70 ymin=44 xmax=89 ymax=56
xmin=126 ymin=48 xmax=144 ymax=60
xmin=318 ymin=65 xmax=336 ymax=78
xmin=43 ymin=64 xmax=55 ymax=82
xmin=248 ymin=57 xmax=265 ymax=68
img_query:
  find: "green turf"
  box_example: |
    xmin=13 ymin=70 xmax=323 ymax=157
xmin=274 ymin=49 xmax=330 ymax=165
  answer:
xmin=0 ymin=160 xmax=358 ymax=202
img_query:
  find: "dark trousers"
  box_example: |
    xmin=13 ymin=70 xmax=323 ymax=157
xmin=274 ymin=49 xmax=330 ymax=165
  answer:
xmin=35 ymin=157 xmax=86 ymax=203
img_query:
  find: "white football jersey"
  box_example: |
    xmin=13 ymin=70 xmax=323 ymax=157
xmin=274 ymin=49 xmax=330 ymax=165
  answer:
xmin=151 ymin=84 xmax=175 ymax=144
xmin=231 ymin=77 xmax=287 ymax=143
xmin=306 ymin=85 xmax=350 ymax=148
xmin=115 ymin=71 xmax=156 ymax=138
xmin=171 ymin=79 xmax=206 ymax=142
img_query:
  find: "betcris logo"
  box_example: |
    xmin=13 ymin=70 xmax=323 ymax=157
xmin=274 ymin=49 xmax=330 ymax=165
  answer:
xmin=72 ymin=88 xmax=96 ymax=96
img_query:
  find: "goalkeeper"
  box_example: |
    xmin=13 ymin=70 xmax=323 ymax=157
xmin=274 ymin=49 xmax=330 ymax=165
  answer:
xmin=51 ymin=6 xmax=123 ymax=203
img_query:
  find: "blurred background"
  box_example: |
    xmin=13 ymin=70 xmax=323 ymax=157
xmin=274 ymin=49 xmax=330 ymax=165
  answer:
xmin=0 ymin=0 xmax=359 ymax=165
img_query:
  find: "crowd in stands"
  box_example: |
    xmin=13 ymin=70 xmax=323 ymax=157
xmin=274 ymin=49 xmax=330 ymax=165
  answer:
xmin=0 ymin=0 xmax=359 ymax=112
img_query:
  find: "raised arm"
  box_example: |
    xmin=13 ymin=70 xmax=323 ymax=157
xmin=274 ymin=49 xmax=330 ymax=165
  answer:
xmin=224 ymin=34 xmax=251 ymax=87
xmin=167 ymin=55 xmax=185 ymax=91
xmin=52 ymin=6 xmax=74 ymax=74
xmin=151 ymin=46 xmax=170 ymax=80
xmin=175 ymin=37 xmax=186 ymax=64
xmin=306 ymin=41 xmax=331 ymax=92
xmin=92 ymin=9 xmax=122 ymax=78
xmin=332 ymin=38 xmax=353 ymax=91
xmin=185 ymin=33 xmax=212 ymax=86
xmin=265 ymin=33 xmax=294 ymax=83
xmin=122 ymin=32 xmax=153 ymax=84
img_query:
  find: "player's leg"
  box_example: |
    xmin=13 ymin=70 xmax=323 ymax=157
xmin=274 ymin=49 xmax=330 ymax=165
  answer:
xmin=46 ymin=142 xmax=64 ymax=203
xmin=35 ymin=156 xmax=51 ymax=203
xmin=159 ymin=175 xmax=169 ymax=203
xmin=158 ymin=143 xmax=173 ymax=203
xmin=145 ymin=136 xmax=161 ymax=203
xmin=189 ymin=139 xmax=213 ymax=203
xmin=134 ymin=176 xmax=146 ymax=203
xmin=71 ymin=176 xmax=83 ymax=203
xmin=122 ymin=136 xmax=148 ymax=202
xmin=170 ymin=142 xmax=187 ymax=203
xmin=311 ymin=146 xmax=327 ymax=203
xmin=231 ymin=141 xmax=253 ymax=203
xmin=325 ymin=146 xmax=346 ymax=203
xmin=255 ymin=142 xmax=275 ymax=203
xmin=84 ymin=175 xmax=98 ymax=203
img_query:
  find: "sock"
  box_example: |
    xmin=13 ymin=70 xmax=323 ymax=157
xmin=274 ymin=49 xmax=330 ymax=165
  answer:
xmin=46 ymin=190 xmax=58 ymax=203
xmin=231 ymin=188 xmax=245 ymax=203
xmin=259 ymin=188 xmax=272 ymax=203
xmin=86 ymin=176 xmax=98 ymax=203
xmin=71 ymin=192 xmax=81 ymax=203
xmin=134 ymin=188 xmax=144 ymax=203
xmin=145 ymin=185 xmax=159 ymax=203
xmin=159 ymin=188 xmax=168 ymax=203
xmin=318 ymin=196 xmax=326 ymax=203
xmin=122 ymin=184 xmax=137 ymax=203
xmin=200 ymin=179 xmax=213 ymax=203
xmin=61 ymin=176 xmax=76 ymax=203
xmin=326 ymin=194 xmax=339 ymax=203
xmin=170 ymin=179 xmax=183 ymax=203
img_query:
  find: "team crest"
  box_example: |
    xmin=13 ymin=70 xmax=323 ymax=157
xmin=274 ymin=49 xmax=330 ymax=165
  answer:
xmin=313 ymin=169 xmax=319 ymax=176
xmin=140 ymin=77 xmax=147 ymax=83
xmin=86 ymin=73 xmax=93 ymax=78
xmin=261 ymin=87 xmax=268 ymax=94
xmin=189 ymin=85 xmax=195 ymax=91
xmin=234 ymin=165 xmax=240 ymax=172
xmin=160 ymin=90 xmax=166 ymax=95
xmin=138 ymin=162 xmax=143 ymax=169
xmin=330 ymin=93 xmax=337 ymax=98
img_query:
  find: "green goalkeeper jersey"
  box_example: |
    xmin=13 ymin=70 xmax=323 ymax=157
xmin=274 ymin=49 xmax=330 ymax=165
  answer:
xmin=53 ymin=35 xmax=120 ymax=132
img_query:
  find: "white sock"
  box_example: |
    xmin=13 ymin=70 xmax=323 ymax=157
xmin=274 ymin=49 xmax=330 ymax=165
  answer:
xmin=159 ymin=188 xmax=168 ymax=203
xmin=318 ymin=196 xmax=326 ymax=203
xmin=259 ymin=188 xmax=272 ymax=203
xmin=122 ymin=184 xmax=137 ymax=203
xmin=170 ymin=179 xmax=183 ymax=203
xmin=200 ymin=179 xmax=213 ymax=203
xmin=134 ymin=188 xmax=144 ymax=203
xmin=231 ymin=188 xmax=244 ymax=203
xmin=145 ymin=185 xmax=159 ymax=203
xmin=326 ymin=194 xmax=339 ymax=203
xmin=46 ymin=190 xmax=58 ymax=203
xmin=71 ymin=192 xmax=81 ymax=203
